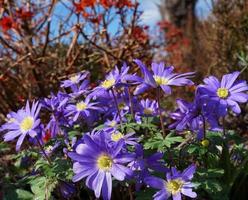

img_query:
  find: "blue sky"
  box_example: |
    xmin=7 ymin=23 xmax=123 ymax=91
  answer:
xmin=50 ymin=0 xmax=212 ymax=39
xmin=139 ymin=0 xmax=212 ymax=26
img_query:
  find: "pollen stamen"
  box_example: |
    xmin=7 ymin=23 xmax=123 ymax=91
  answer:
xmin=217 ymin=88 xmax=229 ymax=98
xmin=76 ymin=102 xmax=87 ymax=111
xmin=20 ymin=116 xmax=34 ymax=132
xmin=111 ymin=131 xmax=124 ymax=142
xmin=101 ymin=79 xmax=115 ymax=89
xmin=97 ymin=154 xmax=113 ymax=170
xmin=165 ymin=179 xmax=184 ymax=195
xmin=153 ymin=75 xmax=169 ymax=85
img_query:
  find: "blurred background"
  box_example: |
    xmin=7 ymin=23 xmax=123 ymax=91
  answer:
xmin=0 ymin=0 xmax=248 ymax=132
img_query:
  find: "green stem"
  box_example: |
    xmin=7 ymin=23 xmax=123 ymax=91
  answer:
xmin=156 ymin=87 xmax=166 ymax=137
xmin=110 ymin=88 xmax=123 ymax=126
xmin=35 ymin=136 xmax=52 ymax=165
xmin=127 ymin=87 xmax=135 ymax=121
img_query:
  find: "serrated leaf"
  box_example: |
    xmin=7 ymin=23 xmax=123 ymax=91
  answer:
xmin=29 ymin=176 xmax=57 ymax=200
xmin=15 ymin=189 xmax=34 ymax=200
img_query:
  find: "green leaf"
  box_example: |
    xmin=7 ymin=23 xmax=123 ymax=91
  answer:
xmin=29 ymin=176 xmax=57 ymax=200
xmin=135 ymin=188 xmax=155 ymax=200
xmin=144 ymin=132 xmax=184 ymax=151
xmin=163 ymin=133 xmax=184 ymax=148
xmin=15 ymin=189 xmax=34 ymax=200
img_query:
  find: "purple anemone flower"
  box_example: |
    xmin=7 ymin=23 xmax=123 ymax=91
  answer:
xmin=90 ymin=63 xmax=139 ymax=98
xmin=138 ymin=99 xmax=159 ymax=116
xmin=145 ymin=164 xmax=197 ymax=200
xmin=61 ymin=71 xmax=89 ymax=90
xmin=128 ymin=144 xmax=168 ymax=190
xmin=1 ymin=101 xmax=41 ymax=151
xmin=133 ymin=59 xmax=194 ymax=95
xmin=169 ymin=94 xmax=220 ymax=139
xmin=42 ymin=92 xmax=69 ymax=137
xmin=198 ymin=71 xmax=248 ymax=115
xmin=104 ymin=128 xmax=138 ymax=147
xmin=58 ymin=181 xmax=76 ymax=199
xmin=104 ymin=116 xmax=120 ymax=129
xmin=68 ymin=134 xmax=134 ymax=200
xmin=65 ymin=96 xmax=101 ymax=122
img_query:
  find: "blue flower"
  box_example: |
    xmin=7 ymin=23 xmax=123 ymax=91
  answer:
xmin=68 ymin=134 xmax=134 ymax=200
xmin=103 ymin=128 xmax=138 ymax=147
xmin=128 ymin=144 xmax=168 ymax=190
xmin=90 ymin=63 xmax=140 ymax=98
xmin=58 ymin=181 xmax=76 ymax=199
xmin=138 ymin=98 xmax=159 ymax=116
xmin=65 ymin=95 xmax=101 ymax=122
xmin=1 ymin=101 xmax=41 ymax=151
xmin=133 ymin=59 xmax=194 ymax=95
xmin=42 ymin=92 xmax=69 ymax=137
xmin=169 ymin=94 xmax=220 ymax=139
xmin=61 ymin=71 xmax=89 ymax=91
xmin=145 ymin=164 xmax=197 ymax=200
xmin=198 ymin=71 xmax=248 ymax=115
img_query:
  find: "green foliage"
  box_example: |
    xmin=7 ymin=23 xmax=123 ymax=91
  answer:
xmin=144 ymin=132 xmax=184 ymax=151
xmin=135 ymin=188 xmax=155 ymax=200
xmin=29 ymin=176 xmax=57 ymax=200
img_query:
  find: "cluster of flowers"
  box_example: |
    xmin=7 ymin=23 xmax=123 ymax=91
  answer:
xmin=1 ymin=59 xmax=248 ymax=200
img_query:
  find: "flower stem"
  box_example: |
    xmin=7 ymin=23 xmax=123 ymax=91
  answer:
xmin=201 ymin=114 xmax=206 ymax=139
xmin=156 ymin=87 xmax=166 ymax=137
xmin=127 ymin=87 xmax=135 ymax=121
xmin=110 ymin=88 xmax=123 ymax=126
xmin=223 ymin=116 xmax=226 ymax=136
xmin=35 ymin=136 xmax=52 ymax=165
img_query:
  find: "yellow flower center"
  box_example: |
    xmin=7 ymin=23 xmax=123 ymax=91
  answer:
xmin=153 ymin=75 xmax=169 ymax=85
xmin=217 ymin=88 xmax=229 ymax=98
xmin=111 ymin=131 xmax=124 ymax=142
xmin=70 ymin=75 xmax=79 ymax=83
xmin=109 ymin=121 xmax=117 ymax=127
xmin=20 ymin=116 xmax=34 ymax=132
xmin=166 ymin=179 xmax=184 ymax=195
xmin=118 ymin=102 xmax=126 ymax=110
xmin=76 ymin=102 xmax=87 ymax=111
xmin=46 ymin=145 xmax=53 ymax=151
xmin=97 ymin=154 xmax=113 ymax=170
xmin=143 ymin=108 xmax=153 ymax=115
xmin=101 ymin=79 xmax=115 ymax=89
xmin=201 ymin=139 xmax=210 ymax=147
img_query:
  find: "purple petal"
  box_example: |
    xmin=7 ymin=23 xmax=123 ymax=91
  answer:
xmin=172 ymin=192 xmax=182 ymax=200
xmin=182 ymin=164 xmax=196 ymax=180
xmin=110 ymin=164 xmax=126 ymax=181
xmin=226 ymin=99 xmax=241 ymax=113
xmin=116 ymin=164 xmax=133 ymax=176
xmin=229 ymin=93 xmax=248 ymax=103
xmin=16 ymin=133 xmax=26 ymax=151
xmin=85 ymin=171 xmax=98 ymax=189
xmin=4 ymin=130 xmax=22 ymax=142
xmin=134 ymin=59 xmax=156 ymax=87
xmin=134 ymin=83 xmax=150 ymax=95
xmin=114 ymin=154 xmax=135 ymax=163
xmin=161 ymin=85 xmax=172 ymax=94
xmin=229 ymin=82 xmax=248 ymax=93
xmin=225 ymin=72 xmax=240 ymax=89
xmin=102 ymin=172 xmax=112 ymax=200
xmin=68 ymin=152 xmax=95 ymax=163
xmin=203 ymin=76 xmax=220 ymax=90
xmin=181 ymin=188 xmax=197 ymax=198
xmin=93 ymin=170 xmax=105 ymax=198
xmin=145 ymin=176 xmax=165 ymax=190
xmin=153 ymin=190 xmax=169 ymax=200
